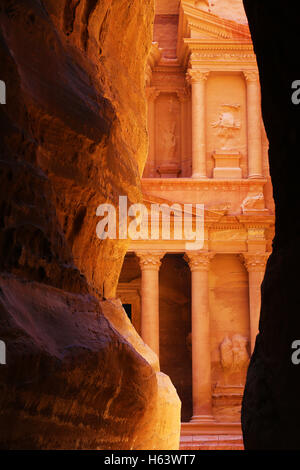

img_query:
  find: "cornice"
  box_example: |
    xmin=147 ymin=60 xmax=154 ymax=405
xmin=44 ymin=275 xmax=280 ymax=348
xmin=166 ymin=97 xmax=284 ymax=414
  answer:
xmin=183 ymin=40 xmax=256 ymax=70
xmin=142 ymin=177 xmax=267 ymax=192
xmin=186 ymin=40 xmax=254 ymax=51
xmin=237 ymin=215 xmax=275 ymax=228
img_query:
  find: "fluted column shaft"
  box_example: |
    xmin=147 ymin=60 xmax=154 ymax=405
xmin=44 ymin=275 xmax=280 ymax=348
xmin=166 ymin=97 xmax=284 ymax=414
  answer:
xmin=137 ymin=252 xmax=164 ymax=357
xmin=185 ymin=251 xmax=214 ymax=421
xmin=244 ymin=71 xmax=263 ymax=179
xmin=187 ymin=70 xmax=209 ymax=179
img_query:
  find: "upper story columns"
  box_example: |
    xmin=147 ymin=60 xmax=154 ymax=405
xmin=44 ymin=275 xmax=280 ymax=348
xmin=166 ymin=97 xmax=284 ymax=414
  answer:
xmin=187 ymin=69 xmax=209 ymax=179
xmin=244 ymin=71 xmax=263 ymax=179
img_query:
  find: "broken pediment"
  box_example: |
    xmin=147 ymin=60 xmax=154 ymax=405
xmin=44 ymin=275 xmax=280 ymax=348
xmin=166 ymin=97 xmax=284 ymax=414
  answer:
xmin=178 ymin=1 xmax=251 ymax=42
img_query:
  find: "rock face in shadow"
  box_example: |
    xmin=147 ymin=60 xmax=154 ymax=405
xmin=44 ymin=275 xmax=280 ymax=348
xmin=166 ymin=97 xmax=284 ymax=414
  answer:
xmin=0 ymin=0 xmax=181 ymax=449
xmin=242 ymin=0 xmax=300 ymax=450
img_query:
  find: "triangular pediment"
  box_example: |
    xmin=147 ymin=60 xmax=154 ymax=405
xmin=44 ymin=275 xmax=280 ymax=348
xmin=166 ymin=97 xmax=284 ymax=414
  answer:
xmin=179 ymin=1 xmax=251 ymax=41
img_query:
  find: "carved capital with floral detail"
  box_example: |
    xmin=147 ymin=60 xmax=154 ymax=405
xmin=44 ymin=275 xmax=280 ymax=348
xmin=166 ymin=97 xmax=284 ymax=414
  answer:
xmin=136 ymin=252 xmax=165 ymax=271
xmin=243 ymin=70 xmax=260 ymax=82
xmin=241 ymin=252 xmax=270 ymax=272
xmin=184 ymin=251 xmax=214 ymax=272
xmin=186 ymin=69 xmax=210 ymax=84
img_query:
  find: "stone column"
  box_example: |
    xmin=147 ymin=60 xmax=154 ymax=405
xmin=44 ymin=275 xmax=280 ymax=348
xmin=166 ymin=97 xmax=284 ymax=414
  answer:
xmin=244 ymin=71 xmax=263 ymax=179
xmin=242 ymin=253 xmax=269 ymax=353
xmin=136 ymin=252 xmax=164 ymax=357
xmin=146 ymin=87 xmax=160 ymax=177
xmin=187 ymin=70 xmax=209 ymax=179
xmin=184 ymin=251 xmax=214 ymax=422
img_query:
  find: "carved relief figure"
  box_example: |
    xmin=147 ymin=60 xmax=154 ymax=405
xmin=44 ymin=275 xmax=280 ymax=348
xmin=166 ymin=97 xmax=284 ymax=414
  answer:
xmin=162 ymin=120 xmax=177 ymax=162
xmin=156 ymin=95 xmax=181 ymax=176
xmin=220 ymin=334 xmax=250 ymax=373
xmin=241 ymin=192 xmax=265 ymax=213
xmin=220 ymin=335 xmax=234 ymax=371
xmin=212 ymin=104 xmax=241 ymax=150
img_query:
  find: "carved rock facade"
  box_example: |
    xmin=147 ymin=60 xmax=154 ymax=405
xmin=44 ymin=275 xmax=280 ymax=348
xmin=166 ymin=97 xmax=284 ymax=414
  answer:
xmin=0 ymin=0 xmax=181 ymax=450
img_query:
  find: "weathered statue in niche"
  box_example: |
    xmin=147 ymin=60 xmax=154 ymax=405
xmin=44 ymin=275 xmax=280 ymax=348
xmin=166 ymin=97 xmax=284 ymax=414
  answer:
xmin=157 ymin=96 xmax=181 ymax=177
xmin=162 ymin=120 xmax=177 ymax=162
xmin=219 ymin=334 xmax=250 ymax=386
xmin=212 ymin=104 xmax=241 ymax=151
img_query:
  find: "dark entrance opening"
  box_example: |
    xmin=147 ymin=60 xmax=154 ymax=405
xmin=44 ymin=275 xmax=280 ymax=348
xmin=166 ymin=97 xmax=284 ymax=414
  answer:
xmin=123 ymin=304 xmax=132 ymax=321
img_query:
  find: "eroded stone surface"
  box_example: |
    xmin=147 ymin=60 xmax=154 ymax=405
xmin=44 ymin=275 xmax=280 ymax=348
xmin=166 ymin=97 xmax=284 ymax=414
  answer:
xmin=0 ymin=275 xmax=180 ymax=449
xmin=0 ymin=0 xmax=181 ymax=450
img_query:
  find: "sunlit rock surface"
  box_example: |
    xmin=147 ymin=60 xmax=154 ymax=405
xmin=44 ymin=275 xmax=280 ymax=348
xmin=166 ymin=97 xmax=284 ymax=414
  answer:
xmin=0 ymin=276 xmax=180 ymax=449
xmin=0 ymin=0 xmax=181 ymax=449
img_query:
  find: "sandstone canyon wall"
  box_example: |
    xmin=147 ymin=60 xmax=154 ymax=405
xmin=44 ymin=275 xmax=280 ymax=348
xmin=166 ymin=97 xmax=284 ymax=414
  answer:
xmin=242 ymin=0 xmax=300 ymax=449
xmin=0 ymin=0 xmax=181 ymax=449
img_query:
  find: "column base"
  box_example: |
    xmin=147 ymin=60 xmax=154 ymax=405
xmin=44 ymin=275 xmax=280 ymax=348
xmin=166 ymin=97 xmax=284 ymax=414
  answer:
xmin=191 ymin=173 xmax=207 ymax=179
xmin=248 ymin=174 xmax=264 ymax=179
xmin=190 ymin=414 xmax=215 ymax=424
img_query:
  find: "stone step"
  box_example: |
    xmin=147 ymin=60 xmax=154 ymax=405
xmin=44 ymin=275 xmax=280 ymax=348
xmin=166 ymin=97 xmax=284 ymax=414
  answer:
xmin=180 ymin=434 xmax=244 ymax=450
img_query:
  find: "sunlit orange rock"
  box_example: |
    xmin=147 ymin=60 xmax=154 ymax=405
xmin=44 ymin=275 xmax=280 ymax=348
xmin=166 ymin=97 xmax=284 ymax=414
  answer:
xmin=0 ymin=0 xmax=181 ymax=450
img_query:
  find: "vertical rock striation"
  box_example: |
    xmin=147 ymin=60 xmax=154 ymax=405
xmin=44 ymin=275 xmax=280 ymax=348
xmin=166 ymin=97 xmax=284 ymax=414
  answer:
xmin=0 ymin=0 xmax=181 ymax=449
xmin=242 ymin=0 xmax=300 ymax=449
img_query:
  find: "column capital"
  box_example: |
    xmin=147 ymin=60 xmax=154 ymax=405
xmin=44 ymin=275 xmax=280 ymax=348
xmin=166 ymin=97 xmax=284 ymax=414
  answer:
xmin=241 ymin=252 xmax=270 ymax=272
xmin=184 ymin=251 xmax=214 ymax=272
xmin=243 ymin=70 xmax=260 ymax=82
xmin=136 ymin=251 xmax=165 ymax=270
xmin=186 ymin=69 xmax=210 ymax=84
xmin=146 ymin=87 xmax=160 ymax=101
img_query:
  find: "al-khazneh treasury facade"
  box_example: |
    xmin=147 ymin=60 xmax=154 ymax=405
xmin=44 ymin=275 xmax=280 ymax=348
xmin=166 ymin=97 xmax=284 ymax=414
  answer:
xmin=117 ymin=0 xmax=275 ymax=446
